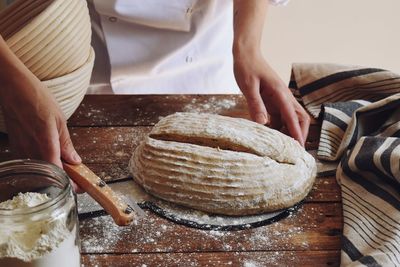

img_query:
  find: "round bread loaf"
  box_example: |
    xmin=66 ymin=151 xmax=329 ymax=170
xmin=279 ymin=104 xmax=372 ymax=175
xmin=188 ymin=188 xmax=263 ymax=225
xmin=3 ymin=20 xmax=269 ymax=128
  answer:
xmin=129 ymin=113 xmax=316 ymax=216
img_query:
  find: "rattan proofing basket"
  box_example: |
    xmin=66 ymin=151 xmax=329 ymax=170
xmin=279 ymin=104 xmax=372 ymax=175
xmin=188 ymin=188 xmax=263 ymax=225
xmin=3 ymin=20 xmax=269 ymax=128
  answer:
xmin=0 ymin=47 xmax=95 ymax=131
xmin=0 ymin=0 xmax=92 ymax=80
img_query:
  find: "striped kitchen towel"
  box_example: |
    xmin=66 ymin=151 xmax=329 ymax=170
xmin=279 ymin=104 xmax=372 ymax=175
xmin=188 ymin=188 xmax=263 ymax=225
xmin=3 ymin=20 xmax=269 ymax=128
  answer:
xmin=290 ymin=63 xmax=400 ymax=266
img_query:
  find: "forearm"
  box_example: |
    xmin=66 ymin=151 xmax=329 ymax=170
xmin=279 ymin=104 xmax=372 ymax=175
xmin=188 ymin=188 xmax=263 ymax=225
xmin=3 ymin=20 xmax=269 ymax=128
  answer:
xmin=233 ymin=0 xmax=269 ymax=58
xmin=0 ymin=35 xmax=41 ymax=106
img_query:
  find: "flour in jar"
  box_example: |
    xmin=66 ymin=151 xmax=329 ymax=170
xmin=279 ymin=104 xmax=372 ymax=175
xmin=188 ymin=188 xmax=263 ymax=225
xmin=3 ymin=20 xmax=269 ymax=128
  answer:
xmin=0 ymin=192 xmax=80 ymax=267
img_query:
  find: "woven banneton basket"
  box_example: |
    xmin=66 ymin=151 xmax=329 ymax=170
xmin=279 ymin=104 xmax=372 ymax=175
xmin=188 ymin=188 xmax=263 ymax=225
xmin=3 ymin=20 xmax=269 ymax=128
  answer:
xmin=0 ymin=0 xmax=92 ymax=80
xmin=0 ymin=0 xmax=94 ymax=132
xmin=0 ymin=47 xmax=95 ymax=132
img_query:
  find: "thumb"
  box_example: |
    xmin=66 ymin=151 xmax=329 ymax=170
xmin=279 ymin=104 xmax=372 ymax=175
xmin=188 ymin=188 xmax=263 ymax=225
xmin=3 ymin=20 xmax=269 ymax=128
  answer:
xmin=242 ymin=81 xmax=268 ymax=125
xmin=59 ymin=123 xmax=81 ymax=165
xmin=59 ymin=124 xmax=84 ymax=193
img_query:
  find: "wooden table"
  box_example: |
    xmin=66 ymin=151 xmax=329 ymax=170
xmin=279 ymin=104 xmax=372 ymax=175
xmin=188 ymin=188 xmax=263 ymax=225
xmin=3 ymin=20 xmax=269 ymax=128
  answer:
xmin=0 ymin=95 xmax=342 ymax=266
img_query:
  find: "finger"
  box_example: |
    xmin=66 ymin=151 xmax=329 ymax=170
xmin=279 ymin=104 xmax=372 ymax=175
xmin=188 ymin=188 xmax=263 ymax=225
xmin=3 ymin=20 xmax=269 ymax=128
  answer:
xmin=58 ymin=124 xmax=84 ymax=193
xmin=261 ymin=90 xmax=282 ymax=130
xmin=281 ymin=104 xmax=305 ymax=146
xmin=280 ymin=125 xmax=289 ymax=136
xmin=294 ymin=101 xmax=311 ymax=143
xmin=242 ymin=80 xmax=269 ymax=124
xmin=268 ymin=114 xmax=282 ymax=130
xmin=259 ymin=90 xmax=282 ymax=130
xmin=299 ymin=112 xmax=310 ymax=144
xmin=46 ymin=147 xmax=63 ymax=168
xmin=40 ymin=125 xmax=63 ymax=168
xmin=59 ymin=123 xmax=81 ymax=165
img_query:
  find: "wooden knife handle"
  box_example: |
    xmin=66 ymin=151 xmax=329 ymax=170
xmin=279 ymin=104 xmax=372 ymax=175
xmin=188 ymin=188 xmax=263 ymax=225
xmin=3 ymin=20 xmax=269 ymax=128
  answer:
xmin=63 ymin=163 xmax=134 ymax=226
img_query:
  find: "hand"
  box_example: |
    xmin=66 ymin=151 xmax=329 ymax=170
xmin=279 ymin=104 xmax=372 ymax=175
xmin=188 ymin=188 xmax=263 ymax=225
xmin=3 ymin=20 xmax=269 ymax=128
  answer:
xmin=0 ymin=71 xmax=83 ymax=192
xmin=234 ymin=51 xmax=310 ymax=146
xmin=0 ymin=34 xmax=82 ymax=192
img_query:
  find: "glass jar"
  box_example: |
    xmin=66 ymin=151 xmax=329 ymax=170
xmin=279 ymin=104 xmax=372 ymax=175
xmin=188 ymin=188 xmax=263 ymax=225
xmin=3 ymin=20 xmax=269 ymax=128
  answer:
xmin=0 ymin=159 xmax=80 ymax=267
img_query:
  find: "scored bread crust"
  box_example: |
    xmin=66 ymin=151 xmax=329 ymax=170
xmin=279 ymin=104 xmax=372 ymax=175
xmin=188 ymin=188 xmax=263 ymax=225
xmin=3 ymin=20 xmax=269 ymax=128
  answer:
xmin=129 ymin=113 xmax=316 ymax=216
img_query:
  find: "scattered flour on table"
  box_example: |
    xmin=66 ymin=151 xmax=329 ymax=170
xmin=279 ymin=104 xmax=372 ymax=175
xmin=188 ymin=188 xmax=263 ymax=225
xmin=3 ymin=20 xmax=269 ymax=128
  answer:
xmin=73 ymin=127 xmax=150 ymax=164
xmin=243 ymin=261 xmax=260 ymax=267
xmin=80 ymin=201 xmax=309 ymax=266
xmin=0 ymin=193 xmax=72 ymax=262
xmin=81 ymin=211 xmax=306 ymax=266
xmin=182 ymin=97 xmax=238 ymax=113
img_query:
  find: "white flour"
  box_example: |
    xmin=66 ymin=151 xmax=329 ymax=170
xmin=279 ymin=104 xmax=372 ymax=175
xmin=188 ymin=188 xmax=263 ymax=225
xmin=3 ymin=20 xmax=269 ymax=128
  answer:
xmin=0 ymin=192 xmax=80 ymax=267
xmin=0 ymin=193 xmax=50 ymax=210
xmin=182 ymin=96 xmax=238 ymax=113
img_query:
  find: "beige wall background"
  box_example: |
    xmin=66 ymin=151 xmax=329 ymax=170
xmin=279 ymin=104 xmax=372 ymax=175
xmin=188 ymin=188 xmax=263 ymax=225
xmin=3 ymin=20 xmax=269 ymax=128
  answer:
xmin=262 ymin=0 xmax=400 ymax=82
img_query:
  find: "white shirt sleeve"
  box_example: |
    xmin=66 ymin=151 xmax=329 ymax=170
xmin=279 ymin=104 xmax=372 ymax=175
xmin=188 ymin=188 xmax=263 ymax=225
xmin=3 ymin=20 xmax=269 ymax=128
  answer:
xmin=269 ymin=0 xmax=289 ymax=6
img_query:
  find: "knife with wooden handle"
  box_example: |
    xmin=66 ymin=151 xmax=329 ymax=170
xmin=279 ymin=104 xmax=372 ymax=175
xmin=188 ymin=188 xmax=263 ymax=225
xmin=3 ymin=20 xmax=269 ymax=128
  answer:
xmin=63 ymin=162 xmax=143 ymax=226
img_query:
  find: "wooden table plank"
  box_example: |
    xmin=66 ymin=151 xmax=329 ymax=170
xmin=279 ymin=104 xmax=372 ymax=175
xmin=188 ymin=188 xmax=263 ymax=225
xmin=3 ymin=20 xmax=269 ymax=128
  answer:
xmin=79 ymin=203 xmax=342 ymax=254
xmin=68 ymin=95 xmax=250 ymax=127
xmin=0 ymin=127 xmax=151 ymax=163
xmin=70 ymin=126 xmax=150 ymax=164
xmin=82 ymin=251 xmax=340 ymax=267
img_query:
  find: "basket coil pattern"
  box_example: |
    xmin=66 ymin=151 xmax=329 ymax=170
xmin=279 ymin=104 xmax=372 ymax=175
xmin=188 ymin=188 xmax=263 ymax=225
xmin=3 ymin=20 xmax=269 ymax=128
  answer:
xmin=0 ymin=0 xmax=94 ymax=132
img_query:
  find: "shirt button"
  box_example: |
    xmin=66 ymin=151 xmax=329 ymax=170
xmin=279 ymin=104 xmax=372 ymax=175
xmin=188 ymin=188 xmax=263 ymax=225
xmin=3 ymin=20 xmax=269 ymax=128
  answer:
xmin=186 ymin=7 xmax=193 ymax=14
xmin=109 ymin=16 xmax=117 ymax=22
xmin=186 ymin=56 xmax=193 ymax=63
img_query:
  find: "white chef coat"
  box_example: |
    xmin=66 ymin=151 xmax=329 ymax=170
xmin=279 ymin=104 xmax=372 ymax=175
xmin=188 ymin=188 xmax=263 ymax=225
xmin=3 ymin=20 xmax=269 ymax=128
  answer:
xmin=1 ymin=0 xmax=287 ymax=94
xmin=88 ymin=0 xmax=288 ymax=94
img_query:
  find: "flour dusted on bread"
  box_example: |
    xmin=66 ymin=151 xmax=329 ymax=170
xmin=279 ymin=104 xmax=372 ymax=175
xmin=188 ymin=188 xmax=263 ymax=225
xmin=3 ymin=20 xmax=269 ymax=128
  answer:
xmin=129 ymin=113 xmax=316 ymax=216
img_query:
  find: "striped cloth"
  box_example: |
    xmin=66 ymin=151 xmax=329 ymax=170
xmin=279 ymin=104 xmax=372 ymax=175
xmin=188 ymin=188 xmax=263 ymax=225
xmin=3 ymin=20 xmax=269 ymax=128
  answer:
xmin=290 ymin=63 xmax=400 ymax=266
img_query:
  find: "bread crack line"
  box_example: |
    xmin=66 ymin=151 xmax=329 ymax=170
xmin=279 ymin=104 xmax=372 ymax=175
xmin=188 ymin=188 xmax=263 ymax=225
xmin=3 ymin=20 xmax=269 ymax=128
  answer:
xmin=149 ymin=134 xmax=295 ymax=166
